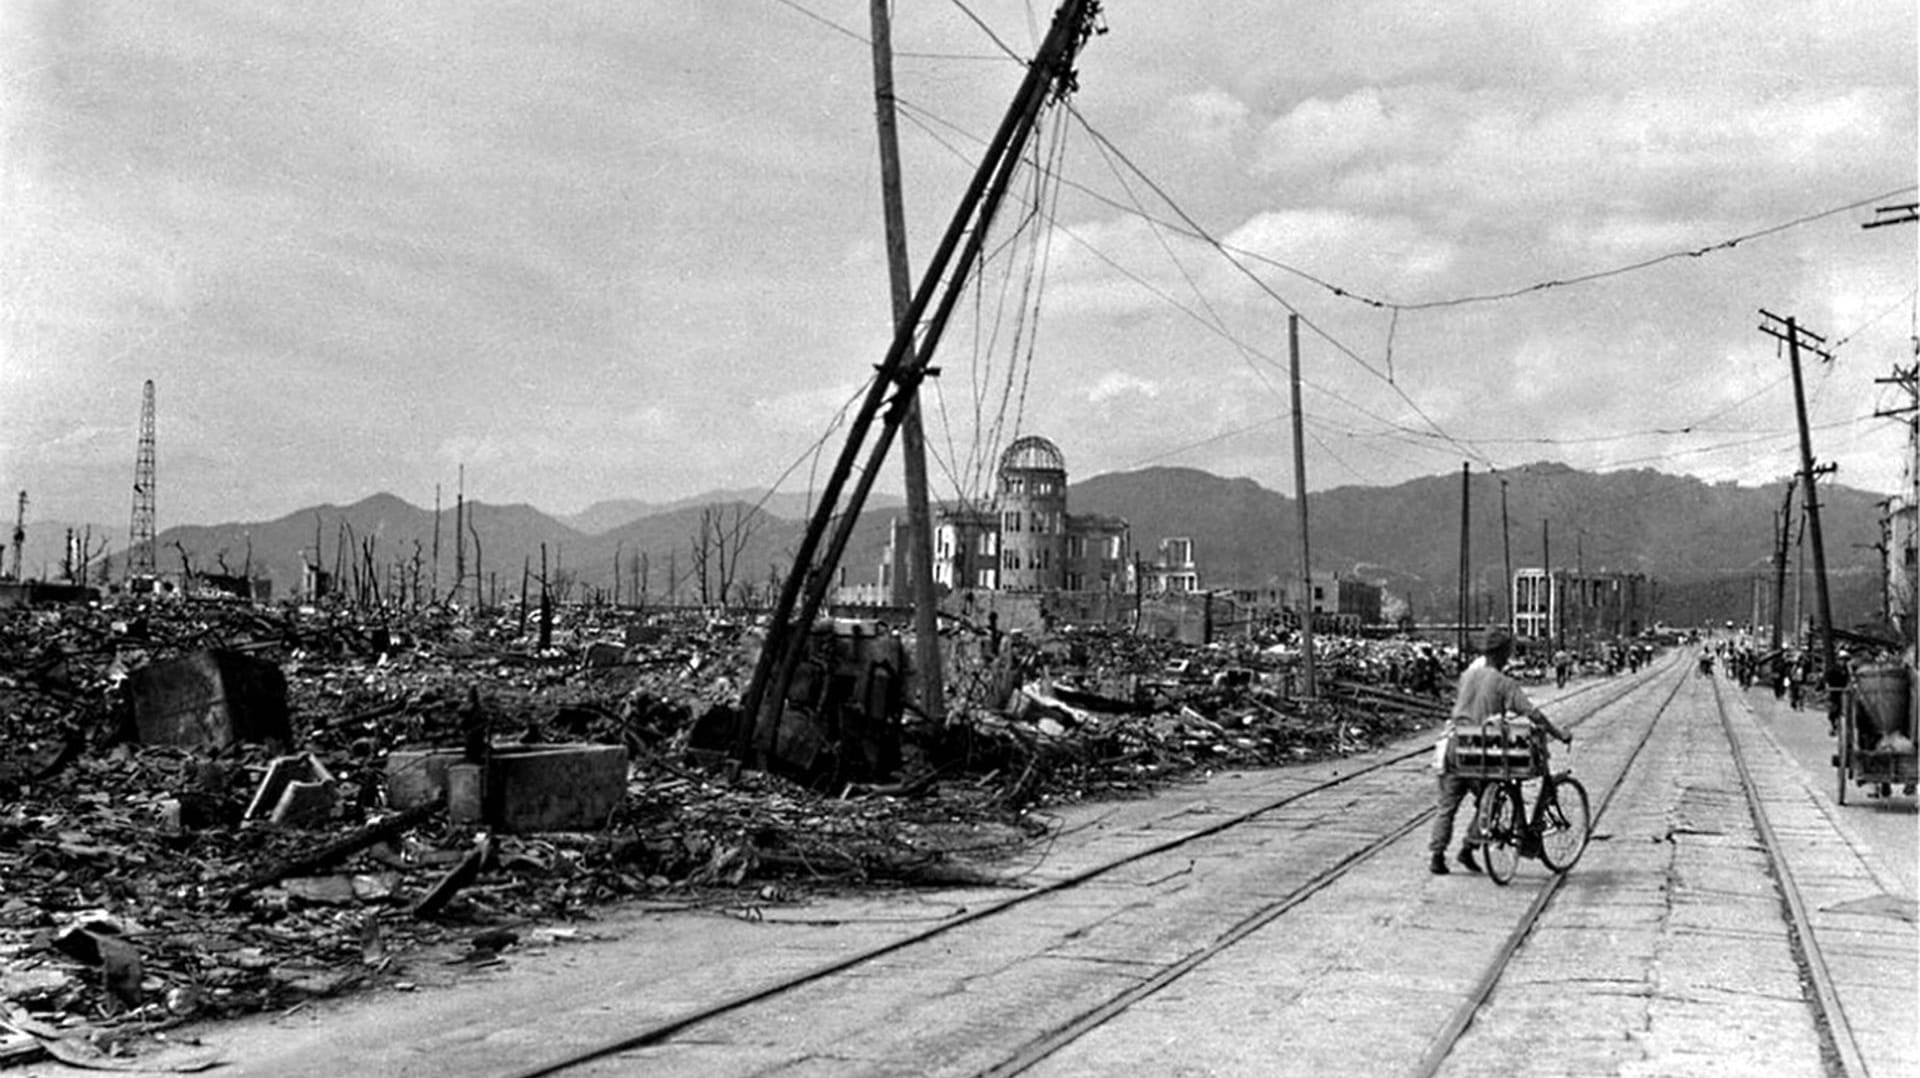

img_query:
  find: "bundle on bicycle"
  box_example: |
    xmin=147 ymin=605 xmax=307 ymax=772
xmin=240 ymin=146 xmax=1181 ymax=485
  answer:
xmin=1450 ymin=714 xmax=1592 ymax=885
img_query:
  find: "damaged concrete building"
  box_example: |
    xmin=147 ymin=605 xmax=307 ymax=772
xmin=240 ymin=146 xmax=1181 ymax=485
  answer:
xmin=868 ymin=436 xmax=1132 ymax=602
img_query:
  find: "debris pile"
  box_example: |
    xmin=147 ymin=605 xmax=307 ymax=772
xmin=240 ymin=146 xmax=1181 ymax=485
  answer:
xmin=0 ymin=601 xmax=1446 ymax=1066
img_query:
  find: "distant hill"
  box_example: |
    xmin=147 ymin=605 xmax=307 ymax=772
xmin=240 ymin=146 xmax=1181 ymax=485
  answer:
xmin=562 ymin=489 xmax=904 ymax=534
xmin=1069 ymin=462 xmax=1889 ymax=629
xmin=27 ymin=462 xmax=1893 ymax=629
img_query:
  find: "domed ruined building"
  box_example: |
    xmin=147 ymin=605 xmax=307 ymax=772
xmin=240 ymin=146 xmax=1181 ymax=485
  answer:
xmin=872 ymin=436 xmax=1131 ymax=602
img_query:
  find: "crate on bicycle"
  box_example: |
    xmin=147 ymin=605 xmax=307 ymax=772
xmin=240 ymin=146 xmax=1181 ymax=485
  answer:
xmin=1446 ymin=714 xmax=1546 ymax=779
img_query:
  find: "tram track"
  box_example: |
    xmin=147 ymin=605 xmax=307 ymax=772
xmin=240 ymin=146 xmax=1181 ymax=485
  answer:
xmin=498 ymin=658 xmax=1681 ymax=1078
xmin=1707 ymin=671 xmax=1867 ymax=1078
xmin=1410 ymin=653 xmax=1692 ymax=1076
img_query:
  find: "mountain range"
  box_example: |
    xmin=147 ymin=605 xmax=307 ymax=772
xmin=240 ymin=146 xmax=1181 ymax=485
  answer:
xmin=14 ymin=462 xmax=1894 ymax=629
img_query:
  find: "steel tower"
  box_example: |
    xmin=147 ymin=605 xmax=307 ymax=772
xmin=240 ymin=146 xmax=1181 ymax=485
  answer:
xmin=128 ymin=380 xmax=156 ymax=580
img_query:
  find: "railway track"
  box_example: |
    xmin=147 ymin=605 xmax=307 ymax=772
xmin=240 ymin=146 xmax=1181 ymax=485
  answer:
xmin=1703 ymin=669 xmax=1894 ymax=1078
xmin=499 ymin=658 xmax=1684 ymax=1078
xmin=1425 ymin=655 xmax=1913 ymax=1078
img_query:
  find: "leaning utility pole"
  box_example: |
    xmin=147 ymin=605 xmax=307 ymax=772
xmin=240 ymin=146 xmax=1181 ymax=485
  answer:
xmin=1288 ymin=314 xmax=1316 ymax=698
xmin=869 ymin=0 xmax=945 ymax=726
xmin=740 ymin=0 xmax=1104 ymax=763
xmin=1760 ymin=310 xmax=1838 ymax=687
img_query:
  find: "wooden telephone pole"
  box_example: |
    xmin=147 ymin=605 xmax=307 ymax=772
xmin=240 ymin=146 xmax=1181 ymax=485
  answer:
xmin=1499 ymin=478 xmax=1512 ymax=629
xmin=1289 ymin=315 xmax=1315 ymax=697
xmin=869 ymin=0 xmax=944 ymax=725
xmin=1760 ymin=309 xmax=1838 ymax=687
xmin=1770 ymin=476 xmax=1796 ymax=653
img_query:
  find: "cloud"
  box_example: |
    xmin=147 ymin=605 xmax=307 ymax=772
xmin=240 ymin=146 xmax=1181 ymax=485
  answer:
xmin=1087 ymin=372 xmax=1160 ymax=405
xmin=1252 ymin=87 xmax=1402 ymax=176
xmin=1223 ymin=208 xmax=1459 ymax=296
xmin=1161 ymin=88 xmax=1251 ymax=154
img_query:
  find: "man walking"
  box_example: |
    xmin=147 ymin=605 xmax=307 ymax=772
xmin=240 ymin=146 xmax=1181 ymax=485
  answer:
xmin=1430 ymin=628 xmax=1573 ymax=875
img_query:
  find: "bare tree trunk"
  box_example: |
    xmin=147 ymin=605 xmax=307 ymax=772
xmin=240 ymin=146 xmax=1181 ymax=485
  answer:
xmin=519 ymin=556 xmax=530 ymax=638
xmin=538 ymin=543 xmax=553 ymax=649
xmin=468 ymin=517 xmax=483 ymax=613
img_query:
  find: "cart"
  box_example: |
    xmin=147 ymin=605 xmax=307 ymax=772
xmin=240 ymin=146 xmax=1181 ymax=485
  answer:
xmin=1834 ymin=663 xmax=1917 ymax=804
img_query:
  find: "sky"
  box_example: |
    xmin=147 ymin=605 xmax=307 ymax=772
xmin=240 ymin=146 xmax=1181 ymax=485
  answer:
xmin=2 ymin=1 xmax=1915 ymax=533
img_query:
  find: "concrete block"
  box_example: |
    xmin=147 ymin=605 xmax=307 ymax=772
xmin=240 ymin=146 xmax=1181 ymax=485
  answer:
xmin=270 ymin=781 xmax=335 ymax=828
xmin=128 ymin=650 xmax=291 ymax=749
xmin=245 ymin=754 xmax=334 ymax=821
xmin=447 ymin=762 xmax=486 ymax=825
xmin=385 ymin=750 xmax=456 ymax=811
xmin=488 ymin=744 xmax=628 ymax=832
xmin=383 ymin=744 xmax=628 ymax=832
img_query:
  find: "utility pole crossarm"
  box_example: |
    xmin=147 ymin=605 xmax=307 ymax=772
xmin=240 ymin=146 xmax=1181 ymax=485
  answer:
xmin=1862 ymin=203 xmax=1919 ymax=229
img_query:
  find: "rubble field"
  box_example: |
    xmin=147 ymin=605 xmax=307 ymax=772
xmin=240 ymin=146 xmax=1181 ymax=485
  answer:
xmin=0 ymin=600 xmax=1451 ymax=1069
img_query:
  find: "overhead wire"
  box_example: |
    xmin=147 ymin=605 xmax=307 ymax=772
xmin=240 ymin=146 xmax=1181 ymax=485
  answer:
xmin=1060 ymin=102 xmax=1498 ymax=471
xmin=906 ymin=83 xmax=1895 ymax=483
xmin=900 ymin=94 xmax=1484 ymax=476
xmin=1077 ymin=92 xmax=1285 ymax=405
xmin=764 ymin=0 xmax=1016 ymax=61
xmin=777 ymin=0 xmax=1911 ymax=501
xmin=1002 ymin=108 xmax=1076 ymax=465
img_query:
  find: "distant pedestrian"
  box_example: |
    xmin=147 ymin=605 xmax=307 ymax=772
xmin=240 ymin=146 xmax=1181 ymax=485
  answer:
xmin=1552 ymin=648 xmax=1571 ymax=689
xmin=1430 ymin=628 xmax=1572 ymax=876
xmin=1826 ymin=649 xmax=1852 ymax=735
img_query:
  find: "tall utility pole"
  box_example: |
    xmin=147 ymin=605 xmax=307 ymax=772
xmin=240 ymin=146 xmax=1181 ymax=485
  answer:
xmin=1289 ymin=315 xmax=1316 ymax=698
xmin=1872 ymin=361 xmax=1918 ymax=683
xmin=1542 ymin=519 xmax=1553 ymax=649
xmin=1863 ymin=205 xmax=1917 ymax=683
xmin=869 ymin=0 xmax=944 ymax=725
xmin=1456 ymin=462 xmax=1470 ymax=657
xmin=454 ymin=465 xmax=467 ymax=607
xmin=1760 ymin=310 xmax=1838 ymax=686
xmin=740 ymin=0 xmax=1104 ymax=761
xmin=1499 ymin=478 xmax=1513 ymax=630
xmin=1770 ymin=477 xmax=1797 ymax=652
xmin=128 ymin=379 xmax=157 ymax=582
xmin=432 ymin=484 xmax=443 ymax=601
xmin=1575 ymin=531 xmax=1585 ymax=653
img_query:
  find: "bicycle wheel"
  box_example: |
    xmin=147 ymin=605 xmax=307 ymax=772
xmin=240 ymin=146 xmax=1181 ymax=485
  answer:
xmin=1478 ymin=783 xmax=1523 ymax=885
xmin=1536 ymin=776 xmax=1592 ymax=873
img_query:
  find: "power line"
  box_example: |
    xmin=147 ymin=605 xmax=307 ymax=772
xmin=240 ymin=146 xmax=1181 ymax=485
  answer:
xmin=764 ymin=0 xmax=1015 ymax=61
xmin=1062 ymin=102 xmax=1497 ymax=471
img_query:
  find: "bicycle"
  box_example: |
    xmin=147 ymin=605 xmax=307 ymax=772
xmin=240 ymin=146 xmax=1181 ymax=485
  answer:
xmin=1471 ymin=750 xmax=1591 ymax=885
